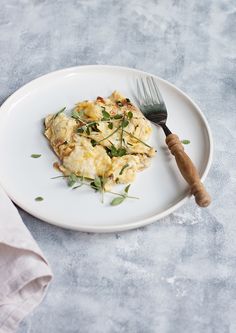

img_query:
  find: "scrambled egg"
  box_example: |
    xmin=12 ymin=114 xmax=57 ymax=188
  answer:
xmin=44 ymin=91 xmax=156 ymax=190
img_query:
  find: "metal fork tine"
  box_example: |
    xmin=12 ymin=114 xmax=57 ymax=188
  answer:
xmin=146 ymin=76 xmax=157 ymax=104
xmin=140 ymin=77 xmax=150 ymax=105
xmin=150 ymin=76 xmax=164 ymax=104
xmin=136 ymin=79 xmax=144 ymax=105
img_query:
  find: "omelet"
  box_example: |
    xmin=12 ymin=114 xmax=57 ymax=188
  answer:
xmin=44 ymin=91 xmax=156 ymax=190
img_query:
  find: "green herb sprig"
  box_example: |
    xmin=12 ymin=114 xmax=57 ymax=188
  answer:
xmin=119 ymin=163 xmax=129 ymax=175
xmin=106 ymin=145 xmax=127 ymax=157
xmin=54 ymin=107 xmax=66 ymax=118
xmin=31 ymin=154 xmax=41 ymax=158
xmin=123 ymin=130 xmax=152 ymax=148
xmin=51 ymin=174 xmax=138 ymax=205
xmin=181 ymin=139 xmax=191 ymax=145
xmin=110 ymin=184 xmax=134 ymax=206
xmin=35 ymin=196 xmax=44 ymax=201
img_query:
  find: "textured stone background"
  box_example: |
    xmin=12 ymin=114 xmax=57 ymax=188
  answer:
xmin=1 ymin=0 xmax=236 ymax=332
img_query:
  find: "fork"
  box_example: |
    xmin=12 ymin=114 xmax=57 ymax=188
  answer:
xmin=135 ymin=76 xmax=211 ymax=207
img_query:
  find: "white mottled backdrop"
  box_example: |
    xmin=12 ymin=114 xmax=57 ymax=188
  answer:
xmin=1 ymin=0 xmax=236 ymax=332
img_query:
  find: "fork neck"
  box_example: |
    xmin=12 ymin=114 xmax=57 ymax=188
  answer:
xmin=160 ymin=123 xmax=172 ymax=137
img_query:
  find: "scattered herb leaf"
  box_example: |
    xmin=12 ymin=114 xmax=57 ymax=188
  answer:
xmin=110 ymin=196 xmax=125 ymax=206
xmin=71 ymin=109 xmax=79 ymax=119
xmin=67 ymin=174 xmax=78 ymax=187
xmin=35 ymin=196 xmax=44 ymax=201
xmin=122 ymin=119 xmax=129 ymax=128
xmin=91 ymin=139 xmax=97 ymax=147
xmin=110 ymin=184 xmax=135 ymax=206
xmin=72 ymin=183 xmax=83 ymax=189
xmin=101 ymin=110 xmax=110 ymax=120
xmin=127 ymin=111 xmax=133 ymax=120
xmin=181 ymin=139 xmax=191 ymax=145
xmin=51 ymin=175 xmax=66 ymax=179
xmin=124 ymin=184 xmax=131 ymax=193
xmin=54 ymin=107 xmax=66 ymax=118
xmin=108 ymin=145 xmax=127 ymax=157
xmin=71 ymin=109 xmax=84 ymax=120
xmin=113 ymin=114 xmax=123 ymax=120
xmin=119 ymin=163 xmax=129 ymax=175
xmin=31 ymin=154 xmax=41 ymax=158
xmin=117 ymin=147 xmax=127 ymax=156
xmin=94 ymin=176 xmax=102 ymax=189
xmin=108 ymin=122 xmax=113 ymax=130
xmin=77 ymin=127 xmax=85 ymax=133
xmin=123 ymin=130 xmax=152 ymax=148
xmin=90 ymin=123 xmax=100 ymax=132
xmin=96 ymin=125 xmax=122 ymax=145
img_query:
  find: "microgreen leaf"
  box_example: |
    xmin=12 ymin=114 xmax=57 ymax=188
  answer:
xmin=108 ymin=122 xmax=113 ymax=130
xmin=181 ymin=139 xmax=191 ymax=145
xmin=108 ymin=145 xmax=127 ymax=157
xmin=117 ymin=148 xmax=127 ymax=157
xmin=94 ymin=176 xmax=102 ymax=189
xmin=71 ymin=109 xmax=79 ymax=119
xmin=127 ymin=111 xmax=133 ymax=120
xmin=119 ymin=163 xmax=129 ymax=175
xmin=96 ymin=125 xmax=122 ymax=145
xmin=91 ymin=139 xmax=97 ymax=147
xmin=67 ymin=174 xmax=78 ymax=187
xmin=113 ymin=114 xmax=123 ymax=120
xmin=35 ymin=196 xmax=44 ymax=201
xmin=122 ymin=119 xmax=129 ymax=128
xmin=123 ymin=130 xmax=152 ymax=148
xmin=54 ymin=107 xmax=66 ymax=118
xmin=101 ymin=110 xmax=110 ymax=120
xmin=124 ymin=184 xmax=131 ymax=194
xmin=72 ymin=184 xmax=83 ymax=189
xmin=77 ymin=127 xmax=85 ymax=133
xmin=90 ymin=123 xmax=100 ymax=132
xmin=110 ymin=196 xmax=125 ymax=206
xmin=71 ymin=109 xmax=84 ymax=120
xmin=31 ymin=154 xmax=41 ymax=158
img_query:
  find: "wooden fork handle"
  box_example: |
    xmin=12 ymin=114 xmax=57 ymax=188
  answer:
xmin=166 ymin=134 xmax=211 ymax=207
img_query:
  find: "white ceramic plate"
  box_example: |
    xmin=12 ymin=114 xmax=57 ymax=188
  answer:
xmin=0 ymin=65 xmax=213 ymax=232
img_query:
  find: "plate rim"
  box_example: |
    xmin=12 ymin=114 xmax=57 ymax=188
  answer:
xmin=0 ymin=65 xmax=213 ymax=232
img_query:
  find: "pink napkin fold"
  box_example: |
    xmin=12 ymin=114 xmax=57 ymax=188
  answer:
xmin=0 ymin=186 xmax=53 ymax=333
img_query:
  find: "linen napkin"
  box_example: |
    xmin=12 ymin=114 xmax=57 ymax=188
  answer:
xmin=0 ymin=186 xmax=53 ymax=333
